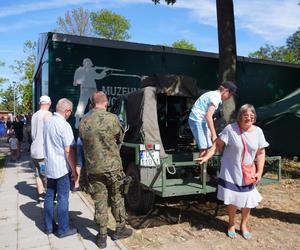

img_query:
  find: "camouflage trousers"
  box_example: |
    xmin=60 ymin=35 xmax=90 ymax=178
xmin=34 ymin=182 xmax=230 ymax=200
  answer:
xmin=88 ymin=169 xmax=127 ymax=235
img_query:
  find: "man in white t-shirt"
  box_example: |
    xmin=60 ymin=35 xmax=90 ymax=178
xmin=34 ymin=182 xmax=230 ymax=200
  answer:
xmin=189 ymin=81 xmax=237 ymax=157
xmin=31 ymin=95 xmax=52 ymax=202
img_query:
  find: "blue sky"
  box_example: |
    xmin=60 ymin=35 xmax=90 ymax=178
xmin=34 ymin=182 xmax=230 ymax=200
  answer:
xmin=0 ymin=0 xmax=299 ymax=89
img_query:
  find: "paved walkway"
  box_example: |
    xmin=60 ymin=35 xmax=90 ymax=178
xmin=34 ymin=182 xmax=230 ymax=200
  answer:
xmin=0 ymin=140 xmax=125 ymax=250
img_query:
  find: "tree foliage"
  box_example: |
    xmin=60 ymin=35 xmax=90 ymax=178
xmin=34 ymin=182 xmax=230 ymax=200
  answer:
xmin=9 ymin=40 xmax=36 ymax=114
xmin=172 ymin=39 xmax=197 ymax=50
xmin=90 ymin=9 xmax=131 ymax=40
xmin=249 ymin=28 xmax=300 ymax=64
xmin=152 ymin=0 xmax=176 ymax=4
xmin=0 ymin=84 xmax=21 ymax=113
xmin=0 ymin=60 xmax=8 ymax=86
xmin=54 ymin=7 xmax=92 ymax=36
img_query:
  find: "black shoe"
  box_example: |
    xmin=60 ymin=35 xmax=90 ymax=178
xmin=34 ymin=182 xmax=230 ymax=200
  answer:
xmin=72 ymin=187 xmax=81 ymax=192
xmin=45 ymin=230 xmax=52 ymax=235
xmin=96 ymin=234 xmax=107 ymax=249
xmin=111 ymin=226 xmax=133 ymax=240
xmin=58 ymin=228 xmax=77 ymax=238
xmin=38 ymin=193 xmax=45 ymax=202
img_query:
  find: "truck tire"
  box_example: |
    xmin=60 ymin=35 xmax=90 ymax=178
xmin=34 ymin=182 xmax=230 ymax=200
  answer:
xmin=125 ymin=163 xmax=155 ymax=214
xmin=125 ymin=163 xmax=143 ymax=213
xmin=141 ymin=189 xmax=155 ymax=214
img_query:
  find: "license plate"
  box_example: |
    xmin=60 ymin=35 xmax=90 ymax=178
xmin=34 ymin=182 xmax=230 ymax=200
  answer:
xmin=140 ymin=150 xmax=160 ymax=167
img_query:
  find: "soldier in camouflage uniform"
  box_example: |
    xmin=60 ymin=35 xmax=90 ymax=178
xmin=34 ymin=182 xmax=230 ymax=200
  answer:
xmin=79 ymin=91 xmax=132 ymax=249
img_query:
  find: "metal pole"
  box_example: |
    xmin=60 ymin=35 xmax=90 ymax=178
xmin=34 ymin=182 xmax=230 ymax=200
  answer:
xmin=13 ymin=81 xmax=16 ymax=121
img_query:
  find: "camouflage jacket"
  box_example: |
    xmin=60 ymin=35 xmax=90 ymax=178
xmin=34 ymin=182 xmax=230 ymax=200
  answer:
xmin=79 ymin=108 xmax=123 ymax=174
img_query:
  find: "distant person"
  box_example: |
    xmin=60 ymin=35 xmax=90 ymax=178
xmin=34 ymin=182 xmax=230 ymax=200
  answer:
xmin=13 ymin=115 xmax=24 ymax=143
xmin=25 ymin=113 xmax=32 ymax=152
xmin=197 ymin=104 xmax=269 ymax=240
xmin=73 ymin=103 xmax=94 ymax=192
xmin=0 ymin=116 xmax=6 ymax=137
xmin=189 ymin=81 xmax=237 ymax=157
xmin=79 ymin=91 xmax=132 ymax=249
xmin=43 ymin=98 xmax=77 ymax=237
xmin=9 ymin=132 xmax=19 ymax=161
xmin=73 ymin=137 xmax=84 ymax=192
xmin=31 ymin=96 xmax=52 ymax=202
xmin=6 ymin=116 xmax=13 ymax=131
xmin=73 ymin=58 xmax=111 ymax=128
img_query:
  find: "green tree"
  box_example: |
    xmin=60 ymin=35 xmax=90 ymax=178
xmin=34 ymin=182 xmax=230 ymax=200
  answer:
xmin=153 ymin=0 xmax=237 ymax=123
xmin=0 ymin=84 xmax=21 ymax=113
xmin=10 ymin=40 xmax=36 ymax=114
xmin=90 ymin=9 xmax=131 ymax=40
xmin=54 ymin=7 xmax=92 ymax=36
xmin=249 ymin=28 xmax=300 ymax=64
xmin=0 ymin=60 xmax=8 ymax=86
xmin=172 ymin=39 xmax=197 ymax=50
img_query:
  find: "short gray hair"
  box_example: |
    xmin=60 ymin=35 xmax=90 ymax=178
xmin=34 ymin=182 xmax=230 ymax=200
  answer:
xmin=56 ymin=98 xmax=73 ymax=113
xmin=237 ymin=104 xmax=257 ymax=122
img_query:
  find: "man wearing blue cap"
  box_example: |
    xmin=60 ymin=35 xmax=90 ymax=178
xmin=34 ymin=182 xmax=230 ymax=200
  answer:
xmin=189 ymin=81 xmax=237 ymax=157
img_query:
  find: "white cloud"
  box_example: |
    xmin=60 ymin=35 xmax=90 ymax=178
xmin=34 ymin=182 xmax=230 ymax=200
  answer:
xmin=169 ymin=0 xmax=300 ymax=42
xmin=0 ymin=0 xmax=101 ymax=18
xmin=149 ymin=0 xmax=299 ymax=42
xmin=234 ymin=0 xmax=300 ymax=42
xmin=0 ymin=19 xmax=52 ymax=33
xmin=174 ymin=0 xmax=217 ymax=27
xmin=1 ymin=0 xmax=298 ymax=43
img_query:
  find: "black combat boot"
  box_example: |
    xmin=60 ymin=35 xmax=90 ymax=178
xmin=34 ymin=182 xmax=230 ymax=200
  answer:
xmin=112 ymin=226 xmax=133 ymax=240
xmin=96 ymin=234 xmax=107 ymax=249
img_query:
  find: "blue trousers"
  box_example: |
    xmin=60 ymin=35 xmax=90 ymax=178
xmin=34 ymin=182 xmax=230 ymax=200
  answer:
xmin=44 ymin=173 xmax=70 ymax=235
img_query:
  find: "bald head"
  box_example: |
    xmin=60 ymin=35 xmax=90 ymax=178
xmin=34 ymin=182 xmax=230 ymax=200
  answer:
xmin=56 ymin=98 xmax=73 ymax=119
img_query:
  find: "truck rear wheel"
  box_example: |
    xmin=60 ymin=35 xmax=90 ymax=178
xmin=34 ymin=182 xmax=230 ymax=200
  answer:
xmin=125 ymin=163 xmax=155 ymax=214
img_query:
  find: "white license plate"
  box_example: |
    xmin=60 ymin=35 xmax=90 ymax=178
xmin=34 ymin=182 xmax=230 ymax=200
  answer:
xmin=140 ymin=150 xmax=160 ymax=167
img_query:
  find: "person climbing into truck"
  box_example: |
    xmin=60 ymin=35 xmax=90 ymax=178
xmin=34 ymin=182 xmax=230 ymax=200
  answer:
xmin=188 ymin=81 xmax=237 ymax=157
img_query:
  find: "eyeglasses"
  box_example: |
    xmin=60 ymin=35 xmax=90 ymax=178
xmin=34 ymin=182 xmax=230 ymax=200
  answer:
xmin=242 ymin=114 xmax=255 ymax=120
xmin=66 ymin=109 xmax=73 ymax=115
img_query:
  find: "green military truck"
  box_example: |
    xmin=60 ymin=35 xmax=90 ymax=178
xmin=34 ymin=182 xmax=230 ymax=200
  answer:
xmin=110 ymin=75 xmax=282 ymax=214
xmin=33 ymin=32 xmax=298 ymax=213
xmin=33 ymin=32 xmax=300 ymax=117
xmin=33 ymin=32 xmax=300 ymax=154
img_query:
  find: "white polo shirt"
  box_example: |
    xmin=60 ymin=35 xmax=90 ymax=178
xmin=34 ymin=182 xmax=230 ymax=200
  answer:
xmin=44 ymin=112 xmax=75 ymax=179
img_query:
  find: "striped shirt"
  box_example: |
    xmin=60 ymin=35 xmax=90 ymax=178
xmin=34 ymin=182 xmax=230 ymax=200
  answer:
xmin=44 ymin=112 xmax=75 ymax=179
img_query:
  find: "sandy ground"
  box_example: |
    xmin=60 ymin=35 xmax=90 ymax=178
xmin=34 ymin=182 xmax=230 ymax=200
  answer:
xmin=121 ymin=160 xmax=300 ymax=250
xmin=1 ymin=138 xmax=299 ymax=249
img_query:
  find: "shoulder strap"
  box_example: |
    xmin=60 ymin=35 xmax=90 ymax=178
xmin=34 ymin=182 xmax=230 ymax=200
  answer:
xmin=238 ymin=124 xmax=248 ymax=164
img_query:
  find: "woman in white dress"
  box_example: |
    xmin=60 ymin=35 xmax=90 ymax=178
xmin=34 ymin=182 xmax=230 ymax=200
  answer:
xmin=197 ymin=104 xmax=269 ymax=240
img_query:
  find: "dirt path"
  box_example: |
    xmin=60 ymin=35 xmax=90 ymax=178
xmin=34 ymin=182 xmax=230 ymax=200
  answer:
xmin=121 ymin=173 xmax=300 ymax=249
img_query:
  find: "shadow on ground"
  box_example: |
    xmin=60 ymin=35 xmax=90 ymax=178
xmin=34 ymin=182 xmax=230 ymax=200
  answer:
xmin=15 ymin=181 xmax=37 ymax=201
xmin=69 ymin=211 xmax=115 ymax=243
xmin=127 ymin=194 xmax=228 ymax=234
xmin=19 ymin=202 xmax=45 ymax=233
xmin=252 ymin=207 xmax=300 ymax=225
